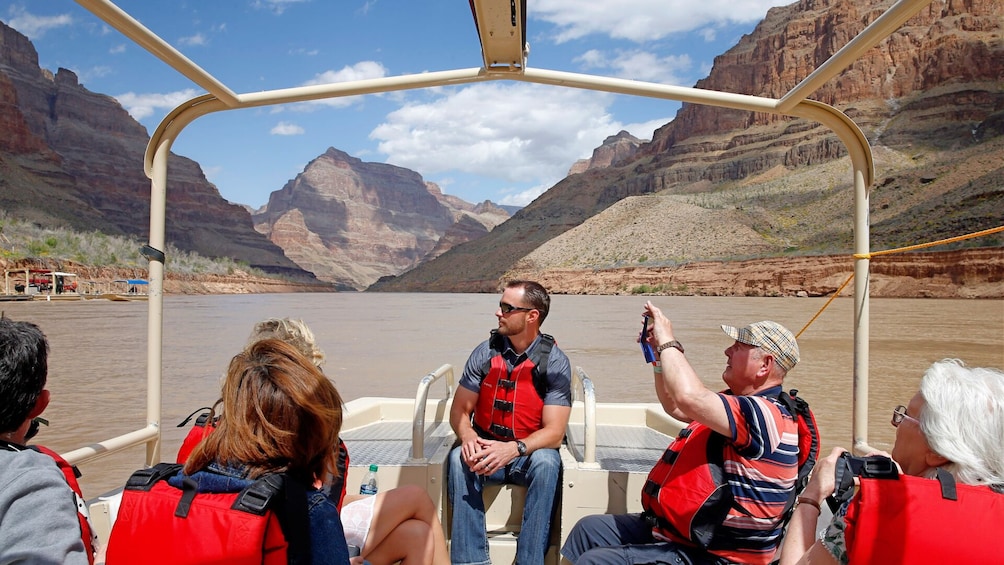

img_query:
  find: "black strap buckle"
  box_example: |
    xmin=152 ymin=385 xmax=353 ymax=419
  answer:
xmin=493 ymin=399 xmax=514 ymax=412
xmin=234 ymin=475 xmax=283 ymax=515
xmin=490 ymin=423 xmax=515 ymax=439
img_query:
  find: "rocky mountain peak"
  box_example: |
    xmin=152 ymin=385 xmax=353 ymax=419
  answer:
xmin=253 ymin=148 xmax=507 ymax=290
xmin=568 ymin=130 xmax=644 ymax=175
xmin=0 ymin=20 xmax=41 ymax=74
xmin=0 ymin=19 xmax=311 ymax=278
xmin=54 ymin=67 xmax=79 ymax=87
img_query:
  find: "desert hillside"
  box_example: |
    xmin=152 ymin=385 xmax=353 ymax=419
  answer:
xmin=371 ymin=0 xmax=1004 ymax=294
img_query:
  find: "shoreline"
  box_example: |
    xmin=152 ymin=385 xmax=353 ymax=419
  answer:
xmin=4 ymin=247 xmax=1001 ymax=299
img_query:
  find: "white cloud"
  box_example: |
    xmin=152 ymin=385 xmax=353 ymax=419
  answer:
xmin=271 ymin=121 xmax=305 ymax=136
xmin=574 ymin=49 xmax=692 ymax=84
xmin=113 ymin=89 xmax=203 ymax=121
xmin=622 ymin=117 xmax=672 ymax=141
xmin=304 ymin=61 xmax=388 ymax=85
xmin=178 ymin=33 xmax=208 ymax=47
xmin=295 ymin=61 xmax=389 ymax=108
xmin=532 ymin=0 xmax=790 ymax=43
xmin=371 ymin=83 xmax=623 ymax=188
xmin=109 ymin=44 xmax=127 ymax=55
xmin=75 ymin=65 xmax=113 ymax=87
xmin=500 ymin=183 xmax=553 ymax=207
xmin=252 ymin=0 xmax=309 ymax=16
xmin=4 ymin=6 xmax=72 ymax=39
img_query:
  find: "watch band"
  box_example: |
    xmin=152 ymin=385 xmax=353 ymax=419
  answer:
xmin=656 ymin=340 xmax=685 ymax=354
xmin=516 ymin=440 xmax=527 ymax=456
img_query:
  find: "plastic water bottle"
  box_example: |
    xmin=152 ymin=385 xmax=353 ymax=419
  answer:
xmin=360 ymin=464 xmax=379 ymax=495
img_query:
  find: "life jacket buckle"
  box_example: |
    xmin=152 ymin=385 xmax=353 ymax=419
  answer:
xmin=490 ymin=423 xmax=515 ymax=438
xmin=493 ymin=399 xmax=514 ymax=412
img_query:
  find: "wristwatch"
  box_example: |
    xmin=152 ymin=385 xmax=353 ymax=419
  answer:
xmin=657 ymin=340 xmax=685 ymax=354
xmin=516 ymin=440 xmax=527 ymax=456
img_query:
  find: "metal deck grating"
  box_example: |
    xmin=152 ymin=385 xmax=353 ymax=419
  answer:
xmin=566 ymin=423 xmax=670 ymax=473
xmin=342 ymin=421 xmax=455 ymax=466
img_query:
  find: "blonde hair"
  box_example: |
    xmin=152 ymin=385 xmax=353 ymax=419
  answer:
xmin=185 ymin=339 xmax=342 ymax=483
xmin=248 ymin=318 xmax=325 ymax=369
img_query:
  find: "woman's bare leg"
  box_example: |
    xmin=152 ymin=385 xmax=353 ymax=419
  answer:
xmin=363 ymin=519 xmax=432 ymax=565
xmin=363 ymin=485 xmax=449 ymax=565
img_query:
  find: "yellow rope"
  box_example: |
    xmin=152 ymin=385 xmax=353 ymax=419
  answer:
xmin=799 ymin=225 xmax=1003 ymax=339
xmin=796 ymin=272 xmax=855 ymax=339
xmin=853 ymin=225 xmax=1004 ymax=259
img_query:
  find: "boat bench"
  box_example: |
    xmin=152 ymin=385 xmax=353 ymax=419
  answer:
xmin=565 ymin=422 xmax=671 ymax=473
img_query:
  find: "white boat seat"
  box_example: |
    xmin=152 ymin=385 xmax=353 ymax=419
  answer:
xmin=565 ymin=423 xmax=670 ymax=472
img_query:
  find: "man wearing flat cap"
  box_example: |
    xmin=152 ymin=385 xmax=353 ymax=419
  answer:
xmin=562 ymin=302 xmax=804 ymax=565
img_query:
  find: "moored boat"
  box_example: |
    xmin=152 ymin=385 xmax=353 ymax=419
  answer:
xmin=96 ymin=279 xmax=150 ymax=302
xmin=2 ymin=267 xmax=83 ymax=301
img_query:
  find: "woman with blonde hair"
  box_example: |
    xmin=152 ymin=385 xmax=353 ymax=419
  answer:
xmin=248 ymin=318 xmax=449 ymax=565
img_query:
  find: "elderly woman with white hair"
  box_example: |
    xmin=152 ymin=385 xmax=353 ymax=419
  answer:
xmin=780 ymin=358 xmax=1004 ymax=564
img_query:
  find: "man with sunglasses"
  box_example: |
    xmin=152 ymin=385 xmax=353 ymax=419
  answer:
xmin=448 ymin=280 xmax=572 ymax=565
xmin=0 ymin=315 xmax=93 ymax=564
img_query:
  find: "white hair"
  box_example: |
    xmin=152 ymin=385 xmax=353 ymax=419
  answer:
xmin=919 ymin=358 xmax=1004 ymax=488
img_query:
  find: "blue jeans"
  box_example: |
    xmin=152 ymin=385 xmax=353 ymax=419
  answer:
xmin=448 ymin=446 xmax=561 ymax=565
xmin=306 ymin=489 xmax=352 ymax=565
xmin=561 ymin=514 xmax=723 ymax=565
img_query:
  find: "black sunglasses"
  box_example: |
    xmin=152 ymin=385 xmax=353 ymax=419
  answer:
xmin=499 ymin=302 xmax=534 ymax=314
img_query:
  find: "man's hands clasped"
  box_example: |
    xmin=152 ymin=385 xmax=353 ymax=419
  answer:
xmin=460 ymin=434 xmax=520 ymax=476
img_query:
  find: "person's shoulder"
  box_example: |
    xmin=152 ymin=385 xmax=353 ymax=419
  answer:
xmin=0 ymin=447 xmax=59 ymax=469
xmin=0 ymin=448 xmax=67 ymax=490
xmin=465 ymin=338 xmax=495 ymax=367
xmin=545 ymin=339 xmax=571 ymax=367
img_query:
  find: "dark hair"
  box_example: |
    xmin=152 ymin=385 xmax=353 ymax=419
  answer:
xmin=0 ymin=315 xmax=48 ymax=434
xmin=185 ymin=339 xmax=343 ymax=484
xmin=506 ymin=280 xmax=551 ymax=325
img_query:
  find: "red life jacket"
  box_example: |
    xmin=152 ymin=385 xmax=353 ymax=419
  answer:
xmin=105 ymin=463 xmax=311 ymax=565
xmin=640 ymin=389 xmax=819 ymax=551
xmin=175 ymin=409 xmax=215 ymax=464
xmin=176 ymin=410 xmax=351 ymax=509
xmin=472 ymin=332 xmax=554 ymax=440
xmin=0 ymin=441 xmax=97 ymax=565
xmin=843 ymin=461 xmax=1004 ymax=564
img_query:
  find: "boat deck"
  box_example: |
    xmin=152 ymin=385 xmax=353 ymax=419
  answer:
xmin=566 ymin=423 xmax=672 ymax=473
xmin=341 ymin=419 xmax=673 ymax=475
xmin=342 ymin=420 xmax=455 ymax=466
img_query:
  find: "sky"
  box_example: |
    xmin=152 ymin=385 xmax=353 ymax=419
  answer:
xmin=2 ymin=1 xmax=794 ymax=209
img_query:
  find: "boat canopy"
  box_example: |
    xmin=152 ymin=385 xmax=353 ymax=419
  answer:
xmin=65 ymin=0 xmax=941 ymax=467
xmin=114 ymin=279 xmax=149 ymax=285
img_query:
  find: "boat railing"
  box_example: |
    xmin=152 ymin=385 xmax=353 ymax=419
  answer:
xmin=570 ymin=366 xmax=597 ymax=467
xmin=411 ymin=364 xmax=455 ymax=462
xmin=61 ymin=425 xmax=159 ymax=468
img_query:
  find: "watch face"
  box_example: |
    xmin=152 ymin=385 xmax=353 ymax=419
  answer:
xmin=517 ymin=441 xmax=527 ymax=455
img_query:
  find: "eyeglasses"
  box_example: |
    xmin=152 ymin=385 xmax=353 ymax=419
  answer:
xmin=499 ymin=302 xmax=534 ymax=315
xmin=891 ymin=405 xmax=919 ymax=427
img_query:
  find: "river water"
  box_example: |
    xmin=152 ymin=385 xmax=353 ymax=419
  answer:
xmin=2 ymin=293 xmax=1001 ymax=496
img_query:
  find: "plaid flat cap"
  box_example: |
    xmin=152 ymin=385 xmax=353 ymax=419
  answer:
xmin=721 ymin=320 xmax=800 ymax=372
